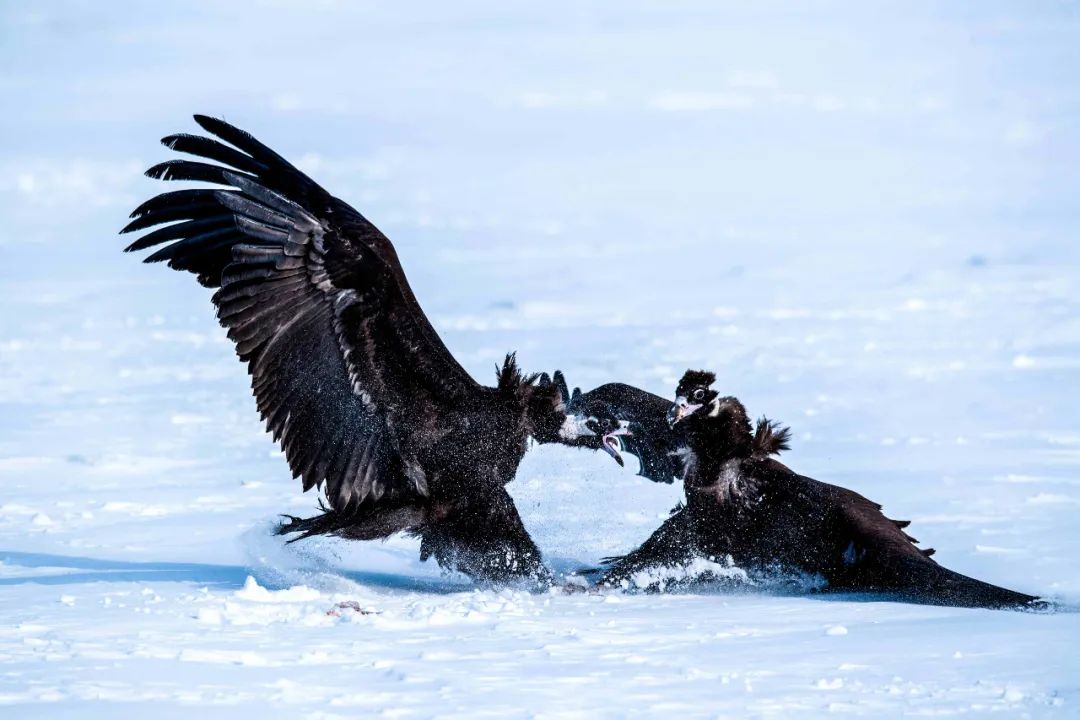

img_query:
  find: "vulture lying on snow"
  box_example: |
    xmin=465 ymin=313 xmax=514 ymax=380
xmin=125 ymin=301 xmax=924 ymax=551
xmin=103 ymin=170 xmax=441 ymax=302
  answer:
xmin=556 ymin=371 xmax=1042 ymax=609
xmin=122 ymin=115 xmax=629 ymax=585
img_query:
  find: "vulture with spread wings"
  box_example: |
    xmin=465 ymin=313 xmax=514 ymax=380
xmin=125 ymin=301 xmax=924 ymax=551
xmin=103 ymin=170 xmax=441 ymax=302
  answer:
xmin=122 ymin=115 xmax=628 ymax=584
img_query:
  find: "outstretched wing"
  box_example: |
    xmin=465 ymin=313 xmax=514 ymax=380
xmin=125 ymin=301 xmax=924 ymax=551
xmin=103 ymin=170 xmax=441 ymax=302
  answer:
xmin=755 ymin=459 xmax=1040 ymax=609
xmin=544 ymin=373 xmax=685 ymax=483
xmin=598 ymin=506 xmax=698 ymax=587
xmin=122 ymin=115 xmax=482 ymax=513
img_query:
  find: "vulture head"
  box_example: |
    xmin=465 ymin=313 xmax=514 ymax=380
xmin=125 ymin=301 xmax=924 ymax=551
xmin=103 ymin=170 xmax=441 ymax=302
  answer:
xmin=528 ymin=368 xmax=632 ymax=466
xmin=668 ymin=370 xmax=719 ymax=427
xmin=669 ymin=370 xmax=754 ymax=458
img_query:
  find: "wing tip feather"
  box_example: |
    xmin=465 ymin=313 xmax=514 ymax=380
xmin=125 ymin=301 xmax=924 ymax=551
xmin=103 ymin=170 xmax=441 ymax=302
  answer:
xmin=143 ymin=163 xmax=168 ymax=180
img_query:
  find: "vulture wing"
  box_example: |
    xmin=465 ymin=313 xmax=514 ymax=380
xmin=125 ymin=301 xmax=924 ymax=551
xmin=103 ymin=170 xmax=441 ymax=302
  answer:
xmin=753 ymin=459 xmax=1041 ymax=609
xmin=122 ymin=115 xmax=482 ymax=514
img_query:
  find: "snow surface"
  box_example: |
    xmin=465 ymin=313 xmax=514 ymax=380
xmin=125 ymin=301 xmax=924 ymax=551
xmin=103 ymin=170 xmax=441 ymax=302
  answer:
xmin=2 ymin=1 xmax=1079 ymax=717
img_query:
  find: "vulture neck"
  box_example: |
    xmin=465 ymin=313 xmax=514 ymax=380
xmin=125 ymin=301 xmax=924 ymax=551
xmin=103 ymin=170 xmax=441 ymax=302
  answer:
xmin=685 ymin=416 xmax=753 ymax=473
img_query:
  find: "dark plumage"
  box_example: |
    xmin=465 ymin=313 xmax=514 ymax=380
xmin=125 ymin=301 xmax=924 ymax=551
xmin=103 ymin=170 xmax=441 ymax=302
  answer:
xmin=122 ymin=115 xmax=622 ymax=585
xmin=546 ymin=371 xmax=794 ymax=484
xmin=540 ymin=371 xmax=684 ymax=482
xmin=594 ymin=371 xmax=1042 ymax=610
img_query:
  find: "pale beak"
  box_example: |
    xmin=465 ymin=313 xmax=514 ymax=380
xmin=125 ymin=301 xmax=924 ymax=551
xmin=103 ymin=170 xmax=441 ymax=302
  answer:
xmin=667 ymin=396 xmax=702 ymax=427
xmin=601 ymin=420 xmax=632 ymax=467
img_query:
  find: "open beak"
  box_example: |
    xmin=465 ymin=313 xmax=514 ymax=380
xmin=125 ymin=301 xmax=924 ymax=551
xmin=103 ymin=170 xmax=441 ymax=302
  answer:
xmin=667 ymin=397 xmax=703 ymax=427
xmin=600 ymin=420 xmax=632 ymax=467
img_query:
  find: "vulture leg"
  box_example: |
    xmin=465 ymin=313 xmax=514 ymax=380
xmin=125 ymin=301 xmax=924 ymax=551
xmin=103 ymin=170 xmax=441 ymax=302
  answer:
xmin=418 ymin=487 xmax=550 ymax=586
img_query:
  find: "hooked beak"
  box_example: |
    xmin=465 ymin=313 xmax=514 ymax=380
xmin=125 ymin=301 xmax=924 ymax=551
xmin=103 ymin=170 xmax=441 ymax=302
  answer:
xmin=600 ymin=420 xmax=632 ymax=467
xmin=667 ymin=397 xmax=703 ymax=427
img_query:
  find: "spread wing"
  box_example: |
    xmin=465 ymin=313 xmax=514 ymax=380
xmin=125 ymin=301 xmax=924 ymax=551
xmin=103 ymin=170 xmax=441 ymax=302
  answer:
xmin=122 ymin=115 xmax=482 ymax=513
xmin=544 ymin=373 xmax=685 ymax=483
xmin=752 ymin=459 xmax=1039 ymax=609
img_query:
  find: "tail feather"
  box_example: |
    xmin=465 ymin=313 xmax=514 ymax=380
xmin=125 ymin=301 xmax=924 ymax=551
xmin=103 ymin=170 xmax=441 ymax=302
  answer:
xmin=276 ymin=500 xmax=425 ymax=543
xmin=276 ymin=511 xmax=347 ymax=543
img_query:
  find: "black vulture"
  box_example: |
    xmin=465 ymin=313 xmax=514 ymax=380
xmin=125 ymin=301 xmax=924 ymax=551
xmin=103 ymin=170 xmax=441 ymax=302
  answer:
xmin=559 ymin=371 xmax=1042 ymax=609
xmin=122 ymin=115 xmax=628 ymax=585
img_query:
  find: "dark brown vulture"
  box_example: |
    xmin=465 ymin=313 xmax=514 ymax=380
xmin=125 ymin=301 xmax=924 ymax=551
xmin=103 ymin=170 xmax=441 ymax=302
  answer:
xmin=122 ymin=115 xmax=627 ymax=585
xmin=559 ymin=371 xmax=1042 ymax=609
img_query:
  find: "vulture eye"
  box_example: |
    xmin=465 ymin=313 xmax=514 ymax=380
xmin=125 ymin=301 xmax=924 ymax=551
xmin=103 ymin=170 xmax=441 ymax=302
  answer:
xmin=693 ymin=388 xmax=705 ymax=400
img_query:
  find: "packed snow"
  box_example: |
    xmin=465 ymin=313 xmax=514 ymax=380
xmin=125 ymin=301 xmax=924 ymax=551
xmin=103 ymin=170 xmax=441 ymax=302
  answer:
xmin=1 ymin=2 xmax=1078 ymax=717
